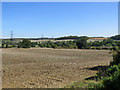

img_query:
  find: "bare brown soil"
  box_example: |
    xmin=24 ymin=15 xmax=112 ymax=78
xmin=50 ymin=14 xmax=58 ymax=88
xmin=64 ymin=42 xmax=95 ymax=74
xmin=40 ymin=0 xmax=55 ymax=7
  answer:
xmin=2 ymin=48 xmax=112 ymax=88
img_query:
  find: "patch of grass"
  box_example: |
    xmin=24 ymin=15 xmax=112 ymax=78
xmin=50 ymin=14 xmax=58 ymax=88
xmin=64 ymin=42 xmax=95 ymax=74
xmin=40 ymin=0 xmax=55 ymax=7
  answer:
xmin=65 ymin=80 xmax=99 ymax=88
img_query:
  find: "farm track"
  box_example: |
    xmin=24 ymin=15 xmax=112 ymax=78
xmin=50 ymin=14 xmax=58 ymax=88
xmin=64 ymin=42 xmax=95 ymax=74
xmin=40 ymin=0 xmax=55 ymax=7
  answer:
xmin=2 ymin=48 xmax=112 ymax=88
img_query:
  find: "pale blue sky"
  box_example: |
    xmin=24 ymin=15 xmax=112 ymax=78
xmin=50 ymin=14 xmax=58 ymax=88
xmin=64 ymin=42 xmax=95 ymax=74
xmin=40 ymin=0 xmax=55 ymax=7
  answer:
xmin=2 ymin=2 xmax=118 ymax=38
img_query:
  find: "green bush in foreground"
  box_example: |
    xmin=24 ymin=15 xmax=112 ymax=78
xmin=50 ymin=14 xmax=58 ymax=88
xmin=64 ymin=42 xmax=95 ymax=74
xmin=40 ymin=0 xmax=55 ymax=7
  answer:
xmin=90 ymin=50 xmax=120 ymax=90
xmin=110 ymin=50 xmax=120 ymax=65
xmin=99 ymin=65 xmax=120 ymax=90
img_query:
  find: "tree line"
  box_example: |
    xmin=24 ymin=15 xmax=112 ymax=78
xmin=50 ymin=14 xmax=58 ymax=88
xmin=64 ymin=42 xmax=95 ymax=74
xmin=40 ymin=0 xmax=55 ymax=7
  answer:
xmin=1 ymin=35 xmax=120 ymax=50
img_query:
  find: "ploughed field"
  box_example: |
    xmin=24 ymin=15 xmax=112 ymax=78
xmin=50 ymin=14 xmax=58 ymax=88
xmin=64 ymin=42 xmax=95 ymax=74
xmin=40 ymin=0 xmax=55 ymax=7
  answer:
xmin=2 ymin=48 xmax=112 ymax=88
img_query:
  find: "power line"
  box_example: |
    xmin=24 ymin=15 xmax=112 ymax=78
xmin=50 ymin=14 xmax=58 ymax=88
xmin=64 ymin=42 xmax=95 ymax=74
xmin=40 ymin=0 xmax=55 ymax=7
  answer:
xmin=41 ymin=34 xmax=43 ymax=41
xmin=10 ymin=31 xmax=14 ymax=41
xmin=52 ymin=35 xmax=54 ymax=39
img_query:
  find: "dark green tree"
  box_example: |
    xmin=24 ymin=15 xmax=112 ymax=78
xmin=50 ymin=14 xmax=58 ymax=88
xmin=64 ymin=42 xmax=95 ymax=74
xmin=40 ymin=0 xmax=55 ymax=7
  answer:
xmin=111 ymin=35 xmax=120 ymax=40
xmin=51 ymin=44 xmax=57 ymax=49
xmin=21 ymin=39 xmax=31 ymax=48
xmin=76 ymin=37 xmax=88 ymax=49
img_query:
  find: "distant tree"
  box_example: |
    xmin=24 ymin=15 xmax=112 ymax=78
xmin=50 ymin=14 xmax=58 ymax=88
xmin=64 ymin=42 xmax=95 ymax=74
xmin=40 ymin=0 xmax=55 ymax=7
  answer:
xmin=111 ymin=35 xmax=120 ymax=40
xmin=31 ymin=42 xmax=36 ymax=47
xmin=39 ymin=44 xmax=44 ymax=47
xmin=51 ymin=44 xmax=57 ymax=49
xmin=91 ymin=41 xmax=100 ymax=46
xmin=12 ymin=43 xmax=17 ymax=47
xmin=21 ymin=39 xmax=31 ymax=48
xmin=76 ymin=37 xmax=88 ymax=49
xmin=5 ymin=43 xmax=8 ymax=48
xmin=47 ymin=45 xmax=51 ymax=48
xmin=55 ymin=36 xmax=79 ymax=40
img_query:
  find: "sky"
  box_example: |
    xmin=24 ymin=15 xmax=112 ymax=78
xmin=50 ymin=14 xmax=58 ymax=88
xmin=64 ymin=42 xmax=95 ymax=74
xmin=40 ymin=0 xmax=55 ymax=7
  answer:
xmin=2 ymin=2 xmax=118 ymax=38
